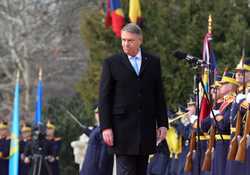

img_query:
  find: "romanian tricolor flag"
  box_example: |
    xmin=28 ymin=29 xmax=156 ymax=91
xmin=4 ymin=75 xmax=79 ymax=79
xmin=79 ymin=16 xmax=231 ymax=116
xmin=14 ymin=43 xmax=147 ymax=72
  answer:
xmin=34 ymin=69 xmax=43 ymax=125
xmin=129 ymin=0 xmax=142 ymax=24
xmin=9 ymin=71 xmax=20 ymax=175
xmin=110 ymin=0 xmax=125 ymax=38
xmin=199 ymin=18 xmax=217 ymax=122
xmin=100 ymin=0 xmax=112 ymax=28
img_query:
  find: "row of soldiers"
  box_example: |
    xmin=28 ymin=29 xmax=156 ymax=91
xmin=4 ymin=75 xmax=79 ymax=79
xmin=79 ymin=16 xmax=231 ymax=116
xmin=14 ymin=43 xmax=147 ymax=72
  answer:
xmin=148 ymin=57 xmax=250 ymax=175
xmin=0 ymin=120 xmax=61 ymax=175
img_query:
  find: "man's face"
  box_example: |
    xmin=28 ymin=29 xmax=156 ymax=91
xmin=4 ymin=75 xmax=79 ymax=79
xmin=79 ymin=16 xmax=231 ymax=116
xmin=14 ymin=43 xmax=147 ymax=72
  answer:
xmin=0 ymin=128 xmax=7 ymax=137
xmin=22 ymin=131 xmax=31 ymax=139
xmin=46 ymin=128 xmax=55 ymax=137
xmin=236 ymin=70 xmax=244 ymax=83
xmin=121 ymin=31 xmax=142 ymax=56
xmin=211 ymin=87 xmax=220 ymax=100
xmin=219 ymin=83 xmax=235 ymax=96
xmin=236 ymin=70 xmax=250 ymax=83
xmin=187 ymin=105 xmax=196 ymax=116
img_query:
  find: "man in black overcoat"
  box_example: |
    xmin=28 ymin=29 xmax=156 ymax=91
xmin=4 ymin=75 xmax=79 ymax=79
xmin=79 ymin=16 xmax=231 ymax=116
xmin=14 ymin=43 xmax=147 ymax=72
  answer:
xmin=99 ymin=23 xmax=168 ymax=175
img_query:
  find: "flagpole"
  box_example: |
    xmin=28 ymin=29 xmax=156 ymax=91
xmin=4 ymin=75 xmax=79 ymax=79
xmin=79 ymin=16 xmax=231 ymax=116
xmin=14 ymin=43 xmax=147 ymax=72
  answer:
xmin=208 ymin=14 xmax=212 ymax=34
xmin=9 ymin=70 xmax=20 ymax=175
xmin=39 ymin=67 xmax=42 ymax=81
xmin=34 ymin=67 xmax=43 ymax=126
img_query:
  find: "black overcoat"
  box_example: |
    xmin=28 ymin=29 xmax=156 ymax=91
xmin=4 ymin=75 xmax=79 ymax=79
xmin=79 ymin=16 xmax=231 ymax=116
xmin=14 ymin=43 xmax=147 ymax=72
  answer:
xmin=99 ymin=50 xmax=168 ymax=155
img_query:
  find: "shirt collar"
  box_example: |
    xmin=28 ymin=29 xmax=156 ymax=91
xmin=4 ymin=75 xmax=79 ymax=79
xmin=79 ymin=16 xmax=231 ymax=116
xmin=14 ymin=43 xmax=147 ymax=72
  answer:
xmin=128 ymin=49 xmax=142 ymax=60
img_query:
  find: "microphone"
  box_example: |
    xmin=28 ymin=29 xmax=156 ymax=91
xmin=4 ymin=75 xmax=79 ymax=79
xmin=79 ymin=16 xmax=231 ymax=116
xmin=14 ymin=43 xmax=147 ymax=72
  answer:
xmin=173 ymin=51 xmax=207 ymax=65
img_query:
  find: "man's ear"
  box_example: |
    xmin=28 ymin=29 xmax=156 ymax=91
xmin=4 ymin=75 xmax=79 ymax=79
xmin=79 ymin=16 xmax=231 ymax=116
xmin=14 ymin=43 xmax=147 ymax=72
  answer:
xmin=140 ymin=36 xmax=143 ymax=45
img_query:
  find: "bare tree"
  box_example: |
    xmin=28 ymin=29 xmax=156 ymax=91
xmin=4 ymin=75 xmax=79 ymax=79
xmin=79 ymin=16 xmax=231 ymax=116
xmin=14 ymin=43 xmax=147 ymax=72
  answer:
xmin=0 ymin=0 xmax=88 ymax=118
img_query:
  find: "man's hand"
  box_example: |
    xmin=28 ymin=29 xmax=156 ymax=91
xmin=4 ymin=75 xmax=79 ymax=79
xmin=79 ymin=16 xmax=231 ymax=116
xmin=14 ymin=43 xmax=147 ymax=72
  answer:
xmin=157 ymin=127 xmax=167 ymax=141
xmin=102 ymin=128 xmax=114 ymax=146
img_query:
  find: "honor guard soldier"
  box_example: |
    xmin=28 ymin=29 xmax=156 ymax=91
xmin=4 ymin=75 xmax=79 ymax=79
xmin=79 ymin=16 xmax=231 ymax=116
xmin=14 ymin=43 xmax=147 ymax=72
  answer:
xmin=226 ymin=58 xmax=250 ymax=175
xmin=46 ymin=120 xmax=61 ymax=175
xmin=19 ymin=123 xmax=32 ymax=175
xmin=80 ymin=107 xmax=114 ymax=175
xmin=209 ymin=71 xmax=238 ymax=175
xmin=166 ymin=107 xmax=186 ymax=175
xmin=176 ymin=98 xmax=196 ymax=175
xmin=0 ymin=120 xmax=10 ymax=175
xmin=191 ymin=75 xmax=223 ymax=175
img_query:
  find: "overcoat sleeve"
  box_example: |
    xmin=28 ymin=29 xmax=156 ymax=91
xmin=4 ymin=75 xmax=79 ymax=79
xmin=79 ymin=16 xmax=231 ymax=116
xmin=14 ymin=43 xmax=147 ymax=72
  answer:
xmin=99 ymin=59 xmax=115 ymax=130
xmin=155 ymin=58 xmax=168 ymax=128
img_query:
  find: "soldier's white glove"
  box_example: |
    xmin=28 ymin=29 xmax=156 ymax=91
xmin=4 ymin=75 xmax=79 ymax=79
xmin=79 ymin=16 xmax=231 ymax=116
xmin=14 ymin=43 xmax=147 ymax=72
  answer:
xmin=48 ymin=156 xmax=55 ymax=162
xmin=210 ymin=110 xmax=220 ymax=118
xmin=236 ymin=93 xmax=245 ymax=103
xmin=24 ymin=157 xmax=30 ymax=164
xmin=247 ymin=93 xmax=250 ymax=103
xmin=190 ymin=115 xmax=197 ymax=124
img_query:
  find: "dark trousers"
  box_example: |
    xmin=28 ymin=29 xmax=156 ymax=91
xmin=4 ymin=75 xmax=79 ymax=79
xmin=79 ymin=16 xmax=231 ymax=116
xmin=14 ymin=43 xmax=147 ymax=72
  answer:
xmin=116 ymin=155 xmax=149 ymax=175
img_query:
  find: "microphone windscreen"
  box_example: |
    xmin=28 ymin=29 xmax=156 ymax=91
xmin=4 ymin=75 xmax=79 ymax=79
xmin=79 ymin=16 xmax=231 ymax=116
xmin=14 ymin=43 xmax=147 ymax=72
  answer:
xmin=173 ymin=51 xmax=187 ymax=60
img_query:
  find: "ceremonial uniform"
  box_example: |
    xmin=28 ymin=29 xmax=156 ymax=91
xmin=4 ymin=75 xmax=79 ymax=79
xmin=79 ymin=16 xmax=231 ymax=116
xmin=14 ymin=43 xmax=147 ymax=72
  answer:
xmin=175 ymin=120 xmax=192 ymax=175
xmin=226 ymin=59 xmax=250 ymax=175
xmin=195 ymin=77 xmax=227 ymax=175
xmin=46 ymin=137 xmax=61 ymax=175
xmin=211 ymin=95 xmax=234 ymax=175
xmin=19 ymin=138 xmax=32 ymax=175
xmin=19 ymin=124 xmax=32 ymax=175
xmin=166 ymin=108 xmax=185 ymax=175
xmin=209 ymin=71 xmax=239 ymax=175
xmin=147 ymin=140 xmax=170 ymax=175
xmin=0 ymin=121 xmax=10 ymax=175
xmin=80 ymin=126 xmax=114 ymax=175
xmin=46 ymin=121 xmax=61 ymax=175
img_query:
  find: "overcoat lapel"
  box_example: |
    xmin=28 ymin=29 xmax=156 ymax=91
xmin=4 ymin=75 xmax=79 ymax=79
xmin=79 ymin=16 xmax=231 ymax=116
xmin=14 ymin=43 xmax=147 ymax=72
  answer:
xmin=120 ymin=53 xmax=138 ymax=76
xmin=139 ymin=51 xmax=150 ymax=75
xmin=119 ymin=50 xmax=150 ymax=76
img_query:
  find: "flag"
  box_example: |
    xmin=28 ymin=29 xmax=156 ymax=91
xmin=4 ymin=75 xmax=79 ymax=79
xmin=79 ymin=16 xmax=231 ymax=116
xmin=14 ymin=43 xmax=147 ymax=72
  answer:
xmin=129 ymin=0 xmax=142 ymax=24
xmin=199 ymin=96 xmax=211 ymax=122
xmin=199 ymin=30 xmax=217 ymax=122
xmin=110 ymin=0 xmax=125 ymax=38
xmin=100 ymin=0 xmax=112 ymax=28
xmin=9 ymin=71 xmax=20 ymax=175
xmin=34 ymin=69 xmax=43 ymax=125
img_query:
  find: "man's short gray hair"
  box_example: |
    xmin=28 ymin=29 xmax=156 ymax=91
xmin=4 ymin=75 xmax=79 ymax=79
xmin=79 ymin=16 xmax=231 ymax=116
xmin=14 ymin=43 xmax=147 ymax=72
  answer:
xmin=121 ymin=23 xmax=142 ymax=36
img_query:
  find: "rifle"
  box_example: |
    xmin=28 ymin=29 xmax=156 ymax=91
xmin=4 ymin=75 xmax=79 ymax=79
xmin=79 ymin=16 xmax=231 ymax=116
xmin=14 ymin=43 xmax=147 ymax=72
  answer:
xmin=227 ymin=111 xmax=242 ymax=160
xmin=235 ymin=108 xmax=250 ymax=162
xmin=184 ymin=128 xmax=196 ymax=173
xmin=201 ymin=125 xmax=215 ymax=171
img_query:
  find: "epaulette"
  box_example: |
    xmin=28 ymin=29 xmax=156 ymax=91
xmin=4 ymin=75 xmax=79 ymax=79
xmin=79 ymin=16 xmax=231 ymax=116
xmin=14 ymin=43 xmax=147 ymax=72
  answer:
xmin=0 ymin=152 xmax=2 ymax=158
xmin=224 ymin=94 xmax=235 ymax=103
xmin=219 ymin=94 xmax=235 ymax=112
xmin=240 ymin=100 xmax=249 ymax=109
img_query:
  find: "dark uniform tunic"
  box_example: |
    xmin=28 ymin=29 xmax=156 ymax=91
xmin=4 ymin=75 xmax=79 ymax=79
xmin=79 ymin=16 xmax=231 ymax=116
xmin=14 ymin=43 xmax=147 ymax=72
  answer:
xmin=175 ymin=121 xmax=192 ymax=175
xmin=238 ymin=100 xmax=250 ymax=175
xmin=80 ymin=127 xmax=114 ymax=175
xmin=147 ymin=140 xmax=170 ymax=175
xmin=190 ymin=99 xmax=224 ymax=175
xmin=0 ymin=137 xmax=10 ymax=175
xmin=226 ymin=92 xmax=246 ymax=175
xmin=211 ymin=94 xmax=234 ymax=175
xmin=46 ymin=137 xmax=61 ymax=175
xmin=19 ymin=138 xmax=32 ymax=175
